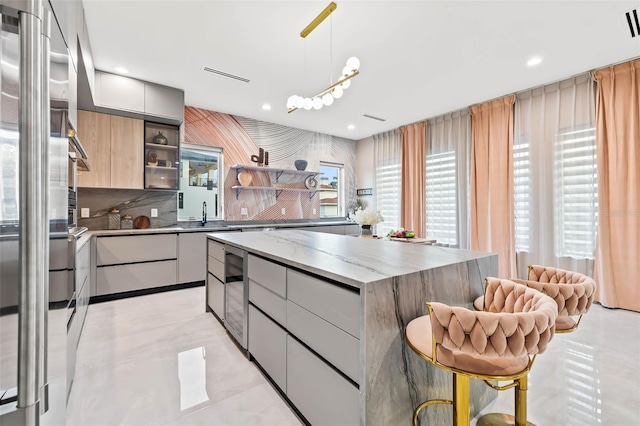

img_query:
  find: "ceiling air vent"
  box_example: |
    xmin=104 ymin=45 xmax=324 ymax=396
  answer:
xmin=202 ymin=66 xmax=250 ymax=83
xmin=625 ymin=9 xmax=639 ymax=38
xmin=363 ymin=114 xmax=386 ymax=122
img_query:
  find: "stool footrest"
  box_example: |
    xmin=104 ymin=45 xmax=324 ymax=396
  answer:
xmin=413 ymin=399 xmax=452 ymax=426
xmin=477 ymin=413 xmax=536 ymax=426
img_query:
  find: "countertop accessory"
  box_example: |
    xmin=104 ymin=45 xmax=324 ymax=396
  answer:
xmin=121 ymin=215 xmax=133 ymax=229
xmin=304 ymin=175 xmax=318 ymax=189
xmin=237 ymin=172 xmax=252 ymax=186
xmin=153 ymin=131 xmax=168 ymax=145
xmin=294 ymin=159 xmax=308 ymax=171
xmin=108 ymin=208 xmax=120 ymax=230
xmin=134 ymin=216 xmax=151 ymax=229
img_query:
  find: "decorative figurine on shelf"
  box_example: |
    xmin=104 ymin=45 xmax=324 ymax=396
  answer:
xmin=294 ymin=160 xmax=308 ymax=171
xmin=147 ymin=151 xmax=158 ymax=166
xmin=250 ymin=147 xmax=269 ymax=166
xmin=153 ymin=131 xmax=168 ymax=145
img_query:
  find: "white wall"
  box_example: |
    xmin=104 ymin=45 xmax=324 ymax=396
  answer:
xmin=356 ymin=136 xmax=375 ymax=210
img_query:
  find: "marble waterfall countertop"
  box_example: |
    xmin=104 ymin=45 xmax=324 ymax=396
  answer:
xmin=208 ymin=229 xmax=499 ymax=425
xmin=207 ymin=229 xmax=495 ymax=289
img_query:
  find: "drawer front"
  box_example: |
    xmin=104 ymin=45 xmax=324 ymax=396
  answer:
xmin=287 ymin=300 xmax=359 ymax=384
xmin=287 ymin=269 xmax=360 ymax=338
xmin=49 ymin=238 xmax=68 ymax=270
xmin=207 ymin=240 xmax=225 ymax=263
xmin=249 ymin=305 xmax=287 ymax=392
xmin=287 ymin=336 xmax=359 ymax=426
xmin=96 ymin=260 xmax=177 ymax=295
xmin=97 ymin=234 xmax=177 ymax=266
xmin=247 ymin=255 xmax=286 ymax=298
xmin=77 ymin=275 xmax=90 ymax=329
xmin=207 ymin=273 xmax=224 ymax=319
xmin=249 ymin=279 xmax=286 ymax=327
xmin=76 ymin=242 xmax=90 ymax=289
xmin=207 ymin=255 xmax=224 ymax=283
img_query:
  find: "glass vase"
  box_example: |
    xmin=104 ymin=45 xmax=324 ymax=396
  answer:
xmin=360 ymin=224 xmax=373 ymax=236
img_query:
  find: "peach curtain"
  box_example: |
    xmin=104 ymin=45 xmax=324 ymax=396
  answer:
xmin=470 ymin=95 xmax=517 ymax=278
xmin=592 ymin=59 xmax=640 ymax=311
xmin=400 ymin=121 xmax=426 ymax=238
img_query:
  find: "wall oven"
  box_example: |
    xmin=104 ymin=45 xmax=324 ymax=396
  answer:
xmin=224 ymin=244 xmax=248 ymax=349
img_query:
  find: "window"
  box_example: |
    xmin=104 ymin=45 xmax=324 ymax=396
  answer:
xmin=555 ymin=126 xmax=597 ymax=258
xmin=177 ymin=144 xmax=224 ymax=221
xmin=426 ymin=151 xmax=457 ymax=245
xmin=319 ymin=162 xmax=343 ymax=218
xmin=513 ymin=137 xmax=531 ymax=252
xmin=375 ymin=162 xmax=401 ymax=236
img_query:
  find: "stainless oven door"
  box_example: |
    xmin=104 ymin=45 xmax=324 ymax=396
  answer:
xmin=223 ymin=245 xmax=247 ymax=348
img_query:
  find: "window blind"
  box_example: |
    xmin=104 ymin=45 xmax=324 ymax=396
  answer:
xmin=426 ymin=151 xmax=457 ymax=245
xmin=375 ymin=163 xmax=401 ymax=236
xmin=514 ymin=138 xmax=531 ymax=252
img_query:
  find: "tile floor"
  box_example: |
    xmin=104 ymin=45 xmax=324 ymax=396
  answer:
xmin=67 ymin=286 xmax=640 ymax=426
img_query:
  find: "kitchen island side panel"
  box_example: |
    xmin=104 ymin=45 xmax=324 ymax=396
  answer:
xmin=361 ymin=254 xmax=498 ymax=425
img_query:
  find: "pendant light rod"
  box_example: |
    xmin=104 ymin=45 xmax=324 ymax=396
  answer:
xmin=300 ymin=2 xmax=337 ymax=38
xmin=288 ymin=70 xmax=359 ymax=113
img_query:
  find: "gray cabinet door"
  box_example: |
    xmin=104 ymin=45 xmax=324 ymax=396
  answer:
xmin=178 ymin=233 xmax=207 ymax=284
xmin=249 ymin=305 xmax=287 ymax=392
xmin=144 ymin=83 xmax=184 ymax=122
xmin=247 ymin=254 xmax=286 ymax=297
xmin=286 ymin=336 xmax=359 ymax=426
xmin=97 ymin=234 xmax=177 ymax=266
xmin=96 ymin=71 xmax=145 ymax=113
xmin=96 ymin=260 xmax=177 ymax=295
xmin=207 ymin=273 xmax=224 ymax=319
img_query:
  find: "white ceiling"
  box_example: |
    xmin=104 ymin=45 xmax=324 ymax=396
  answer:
xmin=83 ymin=1 xmax=640 ymax=140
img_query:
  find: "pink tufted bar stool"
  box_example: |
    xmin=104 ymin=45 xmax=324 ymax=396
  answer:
xmin=474 ymin=265 xmax=596 ymax=333
xmin=406 ymin=278 xmax=558 ymax=426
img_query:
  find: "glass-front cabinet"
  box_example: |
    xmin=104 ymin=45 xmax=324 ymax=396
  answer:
xmin=178 ymin=144 xmax=224 ymax=221
xmin=144 ymin=121 xmax=180 ymax=190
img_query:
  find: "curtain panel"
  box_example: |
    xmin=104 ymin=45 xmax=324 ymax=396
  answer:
xmin=400 ymin=121 xmax=427 ymax=238
xmin=426 ymin=110 xmax=472 ymax=249
xmin=373 ymin=129 xmax=402 ymax=237
xmin=514 ymin=73 xmax=596 ymax=279
xmin=470 ymin=94 xmax=517 ymax=278
xmin=592 ymin=59 xmax=640 ymax=311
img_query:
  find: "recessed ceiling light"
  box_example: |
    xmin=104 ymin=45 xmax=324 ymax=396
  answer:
xmin=527 ymin=56 xmax=542 ymax=67
xmin=347 ymin=124 xmax=355 ymax=130
xmin=262 ymin=104 xmax=272 ymax=111
xmin=115 ymin=67 xmax=129 ymax=74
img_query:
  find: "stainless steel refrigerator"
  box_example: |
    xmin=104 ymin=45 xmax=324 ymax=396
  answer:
xmin=0 ymin=1 xmax=75 ymax=424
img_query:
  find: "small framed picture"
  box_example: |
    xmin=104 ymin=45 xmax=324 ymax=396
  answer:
xmin=157 ymin=159 xmax=167 ymax=167
xmin=357 ymin=188 xmax=373 ymax=196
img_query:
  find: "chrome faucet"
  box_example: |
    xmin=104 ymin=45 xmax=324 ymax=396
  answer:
xmin=202 ymin=201 xmax=207 ymax=226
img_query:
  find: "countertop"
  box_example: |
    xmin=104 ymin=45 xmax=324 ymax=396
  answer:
xmin=207 ymin=230 xmax=495 ymax=288
xmin=85 ymin=220 xmax=355 ymax=237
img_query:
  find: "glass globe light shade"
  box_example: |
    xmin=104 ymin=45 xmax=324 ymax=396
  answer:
xmin=287 ymin=95 xmax=296 ymax=109
xmin=332 ymin=86 xmax=343 ymax=99
xmin=303 ymin=98 xmax=313 ymax=110
xmin=342 ymin=65 xmax=351 ymax=77
xmin=294 ymin=96 xmax=304 ymax=109
xmin=341 ymin=78 xmax=351 ymax=90
xmin=322 ymin=93 xmax=334 ymax=106
xmin=312 ymin=97 xmax=323 ymax=110
xmin=346 ymin=56 xmax=360 ymax=71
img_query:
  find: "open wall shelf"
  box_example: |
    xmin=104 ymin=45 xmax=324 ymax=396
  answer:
xmin=231 ymin=185 xmax=319 ymax=200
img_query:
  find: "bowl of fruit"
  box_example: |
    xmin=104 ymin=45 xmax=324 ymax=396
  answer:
xmin=388 ymin=228 xmax=416 ymax=239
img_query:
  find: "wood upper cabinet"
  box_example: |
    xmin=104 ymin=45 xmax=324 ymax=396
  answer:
xmin=110 ymin=116 xmax=144 ymax=189
xmin=77 ymin=110 xmax=144 ymax=189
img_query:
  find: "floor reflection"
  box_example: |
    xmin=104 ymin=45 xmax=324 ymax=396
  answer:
xmin=178 ymin=346 xmax=209 ymax=411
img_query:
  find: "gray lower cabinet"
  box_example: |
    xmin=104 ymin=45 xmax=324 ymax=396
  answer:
xmin=248 ymin=305 xmax=287 ymax=392
xmin=286 ymin=336 xmax=359 ymax=426
xmin=96 ymin=260 xmax=177 ymax=296
xmin=344 ymin=224 xmax=360 ymax=235
xmin=178 ymin=232 xmax=208 ymax=284
xmin=249 ymin=280 xmax=286 ymax=327
xmin=207 ymin=273 xmax=224 ymax=319
xmin=97 ymin=234 xmax=177 ymax=266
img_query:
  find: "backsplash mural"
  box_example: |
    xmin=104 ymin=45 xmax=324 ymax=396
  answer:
xmin=78 ymin=188 xmax=177 ymax=230
xmin=183 ymin=106 xmax=357 ymax=221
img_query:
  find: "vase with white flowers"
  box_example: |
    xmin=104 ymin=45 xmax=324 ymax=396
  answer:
xmin=349 ymin=207 xmax=384 ymax=236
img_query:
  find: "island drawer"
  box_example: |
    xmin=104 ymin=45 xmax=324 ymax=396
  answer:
xmin=287 ymin=336 xmax=359 ymax=426
xmin=287 ymin=300 xmax=359 ymax=384
xmin=249 ymin=279 xmax=286 ymax=327
xmin=207 ymin=240 xmax=225 ymax=263
xmin=287 ymin=269 xmax=360 ymax=338
xmin=207 ymin=255 xmax=224 ymax=283
xmin=207 ymin=273 xmax=224 ymax=320
xmin=248 ymin=255 xmax=286 ymax=298
xmin=97 ymin=234 xmax=177 ymax=266
xmin=249 ymin=305 xmax=287 ymax=392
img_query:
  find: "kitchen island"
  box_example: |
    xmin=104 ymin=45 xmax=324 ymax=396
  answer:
xmin=207 ymin=230 xmax=498 ymax=425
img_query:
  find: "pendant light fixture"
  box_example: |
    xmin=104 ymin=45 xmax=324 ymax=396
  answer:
xmin=287 ymin=2 xmax=361 ymax=113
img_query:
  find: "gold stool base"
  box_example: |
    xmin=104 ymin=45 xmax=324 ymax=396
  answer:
xmin=477 ymin=413 xmax=536 ymax=426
